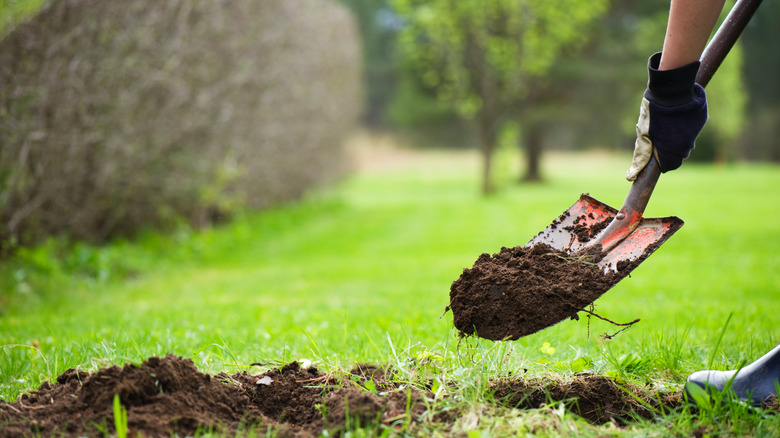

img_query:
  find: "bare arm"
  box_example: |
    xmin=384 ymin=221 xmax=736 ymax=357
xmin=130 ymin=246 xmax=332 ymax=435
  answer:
xmin=660 ymin=0 xmax=727 ymax=70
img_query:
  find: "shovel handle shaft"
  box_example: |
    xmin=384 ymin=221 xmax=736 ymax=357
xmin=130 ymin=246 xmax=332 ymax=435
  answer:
xmin=697 ymin=0 xmax=764 ymax=88
xmin=592 ymin=157 xmax=660 ymax=251
xmin=622 ymin=154 xmax=662 ymax=216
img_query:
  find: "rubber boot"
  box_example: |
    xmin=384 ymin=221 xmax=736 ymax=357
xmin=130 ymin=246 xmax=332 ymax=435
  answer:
xmin=685 ymin=343 xmax=780 ymax=406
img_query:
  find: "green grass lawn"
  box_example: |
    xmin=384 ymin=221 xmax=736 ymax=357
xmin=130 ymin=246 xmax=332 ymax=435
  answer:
xmin=2 ymin=138 xmax=780 ymax=435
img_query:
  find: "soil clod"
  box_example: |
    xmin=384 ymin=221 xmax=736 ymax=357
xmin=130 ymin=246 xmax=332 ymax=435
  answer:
xmin=448 ymin=243 xmax=636 ymax=340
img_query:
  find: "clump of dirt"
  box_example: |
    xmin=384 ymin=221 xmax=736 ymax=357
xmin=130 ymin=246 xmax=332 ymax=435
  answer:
xmin=491 ymin=374 xmax=682 ymax=424
xmin=563 ymin=213 xmax=612 ymax=243
xmin=448 ymin=243 xmax=634 ymax=341
xmin=226 ymin=360 xmax=326 ymax=433
xmin=0 ymin=355 xmax=702 ymax=436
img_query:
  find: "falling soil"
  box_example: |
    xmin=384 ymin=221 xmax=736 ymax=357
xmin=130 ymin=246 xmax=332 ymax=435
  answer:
xmin=449 ymin=243 xmax=636 ymax=341
xmin=0 ymin=355 xmax=687 ymax=437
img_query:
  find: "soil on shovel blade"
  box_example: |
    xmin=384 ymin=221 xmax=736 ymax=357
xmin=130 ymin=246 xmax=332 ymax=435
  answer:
xmin=448 ymin=242 xmax=635 ymax=341
xmin=0 ymin=355 xmax=691 ymax=436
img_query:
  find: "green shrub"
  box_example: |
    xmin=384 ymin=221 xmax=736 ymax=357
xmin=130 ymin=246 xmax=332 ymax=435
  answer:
xmin=0 ymin=0 xmax=361 ymax=252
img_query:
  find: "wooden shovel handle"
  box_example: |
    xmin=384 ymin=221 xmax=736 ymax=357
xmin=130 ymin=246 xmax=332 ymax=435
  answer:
xmin=697 ymin=0 xmax=764 ymax=88
xmin=595 ymin=0 xmax=762 ymax=251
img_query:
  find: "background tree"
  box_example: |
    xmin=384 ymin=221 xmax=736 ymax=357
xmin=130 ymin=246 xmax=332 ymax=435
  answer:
xmin=336 ymin=0 xmax=402 ymax=126
xmin=691 ymin=42 xmax=747 ymax=163
xmin=739 ymin=0 xmax=780 ymax=160
xmin=393 ymin=0 xmax=607 ymax=193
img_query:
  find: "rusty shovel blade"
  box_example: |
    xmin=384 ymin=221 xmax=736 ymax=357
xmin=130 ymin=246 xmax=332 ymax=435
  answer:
xmin=525 ymin=193 xmax=683 ymax=273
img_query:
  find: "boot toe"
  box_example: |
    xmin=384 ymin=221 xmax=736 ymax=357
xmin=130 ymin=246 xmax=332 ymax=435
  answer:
xmin=685 ymin=369 xmax=776 ymax=406
xmin=684 ymin=370 xmax=738 ymax=405
xmin=687 ymin=369 xmax=736 ymax=390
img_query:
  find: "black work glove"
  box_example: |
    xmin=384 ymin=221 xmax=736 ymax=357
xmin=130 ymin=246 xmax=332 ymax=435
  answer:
xmin=626 ymin=52 xmax=708 ymax=181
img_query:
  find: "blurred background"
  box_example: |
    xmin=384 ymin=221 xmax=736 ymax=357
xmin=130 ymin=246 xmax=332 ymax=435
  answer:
xmin=0 ymin=0 xmax=778 ymax=253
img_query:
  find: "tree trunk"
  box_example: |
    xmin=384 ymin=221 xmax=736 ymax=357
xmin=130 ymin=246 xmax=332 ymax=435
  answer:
xmin=478 ymin=113 xmax=497 ymax=194
xmin=522 ymin=122 xmax=543 ymax=182
xmin=477 ymin=63 xmax=499 ymax=194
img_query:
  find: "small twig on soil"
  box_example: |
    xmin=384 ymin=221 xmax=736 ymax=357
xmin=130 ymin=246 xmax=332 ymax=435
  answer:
xmin=586 ymin=306 xmax=591 ymax=338
xmin=584 ymin=304 xmax=638 ymax=340
xmin=296 ymin=373 xmax=333 ymax=384
xmin=579 ymin=308 xmax=640 ymax=328
xmin=601 ymin=326 xmax=634 ymax=340
xmin=4 ymin=403 xmax=23 ymax=414
xmin=17 ymin=401 xmax=48 ymax=410
xmin=383 ymin=414 xmax=408 ymax=423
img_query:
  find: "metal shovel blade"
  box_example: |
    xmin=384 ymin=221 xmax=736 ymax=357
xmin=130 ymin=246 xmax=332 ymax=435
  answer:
xmin=525 ymin=194 xmax=683 ymax=273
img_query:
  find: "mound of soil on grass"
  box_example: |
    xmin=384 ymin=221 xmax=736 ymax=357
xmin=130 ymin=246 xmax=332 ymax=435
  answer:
xmin=0 ymin=355 xmax=423 ymax=437
xmin=448 ymin=243 xmax=633 ymax=341
xmin=0 ymin=355 xmax=685 ymax=436
xmin=492 ymin=375 xmax=681 ymax=424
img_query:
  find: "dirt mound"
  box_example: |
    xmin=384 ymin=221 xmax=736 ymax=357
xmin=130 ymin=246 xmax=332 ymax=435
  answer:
xmin=492 ymin=375 xmax=681 ymax=424
xmin=0 ymin=355 xmax=683 ymax=436
xmin=448 ymin=243 xmax=635 ymax=340
xmin=0 ymin=355 xmax=422 ymax=437
xmin=0 ymin=355 xmax=269 ymax=437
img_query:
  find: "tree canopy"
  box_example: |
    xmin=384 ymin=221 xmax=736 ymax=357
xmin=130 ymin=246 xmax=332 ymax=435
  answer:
xmin=393 ymin=0 xmax=607 ymax=191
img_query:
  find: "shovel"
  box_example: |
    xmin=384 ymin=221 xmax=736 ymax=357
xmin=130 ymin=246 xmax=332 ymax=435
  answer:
xmin=528 ymin=0 xmax=762 ymax=274
xmin=448 ymin=0 xmax=762 ymax=341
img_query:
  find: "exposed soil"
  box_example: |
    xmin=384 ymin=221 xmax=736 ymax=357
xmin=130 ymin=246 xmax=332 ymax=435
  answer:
xmin=0 ymin=355 xmax=684 ymax=437
xmin=448 ymin=242 xmax=635 ymax=341
xmin=491 ymin=374 xmax=682 ymax=424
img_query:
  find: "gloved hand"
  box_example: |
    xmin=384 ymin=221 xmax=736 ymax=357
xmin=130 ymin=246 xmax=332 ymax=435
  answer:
xmin=626 ymin=52 xmax=709 ymax=181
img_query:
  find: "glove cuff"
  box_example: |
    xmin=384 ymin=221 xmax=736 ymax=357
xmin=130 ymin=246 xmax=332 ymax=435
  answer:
xmin=643 ymin=52 xmax=701 ymax=107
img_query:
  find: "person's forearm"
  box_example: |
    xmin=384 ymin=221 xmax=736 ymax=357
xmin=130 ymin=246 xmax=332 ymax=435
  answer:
xmin=660 ymin=0 xmax=727 ymax=70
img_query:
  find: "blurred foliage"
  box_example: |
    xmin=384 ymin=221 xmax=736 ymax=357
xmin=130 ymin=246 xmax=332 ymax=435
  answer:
xmin=740 ymin=0 xmax=780 ymax=161
xmin=338 ymin=0 xmax=401 ymax=127
xmin=1 ymin=0 xmax=776 ymax=252
xmin=393 ymin=0 xmax=607 ymax=119
xmin=341 ymin=0 xmax=777 ymax=168
xmin=392 ymin=0 xmax=608 ymax=190
xmin=0 ymin=0 xmax=361 ymax=253
xmin=693 ymin=40 xmax=747 ymax=163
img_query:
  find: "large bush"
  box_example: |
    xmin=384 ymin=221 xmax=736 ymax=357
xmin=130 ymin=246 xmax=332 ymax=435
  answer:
xmin=0 ymin=0 xmax=361 ymax=251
